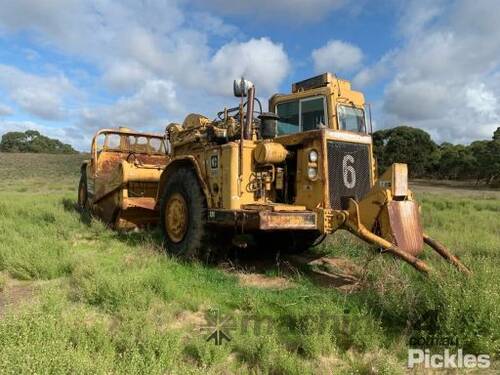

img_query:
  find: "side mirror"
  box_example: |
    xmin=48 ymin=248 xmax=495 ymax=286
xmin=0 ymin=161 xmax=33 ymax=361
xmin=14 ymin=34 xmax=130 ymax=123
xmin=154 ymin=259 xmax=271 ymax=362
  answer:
xmin=233 ymin=78 xmax=254 ymax=97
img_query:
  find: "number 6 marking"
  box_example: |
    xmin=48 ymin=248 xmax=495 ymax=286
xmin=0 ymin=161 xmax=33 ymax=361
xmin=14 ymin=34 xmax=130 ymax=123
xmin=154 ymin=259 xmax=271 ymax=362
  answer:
xmin=342 ymin=155 xmax=356 ymax=189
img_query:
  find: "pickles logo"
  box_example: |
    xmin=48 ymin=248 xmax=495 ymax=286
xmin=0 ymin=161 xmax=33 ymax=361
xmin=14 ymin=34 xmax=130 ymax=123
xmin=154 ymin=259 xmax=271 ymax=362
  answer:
xmin=408 ymin=349 xmax=490 ymax=369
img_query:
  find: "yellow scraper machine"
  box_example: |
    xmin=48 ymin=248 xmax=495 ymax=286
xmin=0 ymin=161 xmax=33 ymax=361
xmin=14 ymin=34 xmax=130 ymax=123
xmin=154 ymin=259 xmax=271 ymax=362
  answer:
xmin=79 ymin=73 xmax=470 ymax=275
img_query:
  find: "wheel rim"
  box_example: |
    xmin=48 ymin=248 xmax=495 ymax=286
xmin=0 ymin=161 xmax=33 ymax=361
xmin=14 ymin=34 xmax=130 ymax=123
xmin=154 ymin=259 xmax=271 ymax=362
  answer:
xmin=165 ymin=193 xmax=188 ymax=243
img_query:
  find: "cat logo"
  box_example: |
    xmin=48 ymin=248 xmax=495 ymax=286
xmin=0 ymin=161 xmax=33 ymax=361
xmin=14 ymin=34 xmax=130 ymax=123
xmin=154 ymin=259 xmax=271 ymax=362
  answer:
xmin=210 ymin=155 xmax=218 ymax=169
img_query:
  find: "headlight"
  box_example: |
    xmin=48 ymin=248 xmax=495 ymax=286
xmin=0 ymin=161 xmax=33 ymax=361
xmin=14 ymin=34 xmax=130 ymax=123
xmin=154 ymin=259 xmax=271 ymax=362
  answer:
xmin=307 ymin=167 xmax=318 ymax=180
xmin=308 ymin=149 xmax=318 ymax=162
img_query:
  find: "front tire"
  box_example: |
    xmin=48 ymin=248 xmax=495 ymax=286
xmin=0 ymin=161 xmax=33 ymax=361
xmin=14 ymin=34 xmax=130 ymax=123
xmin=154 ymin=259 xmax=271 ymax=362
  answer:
xmin=159 ymin=168 xmax=209 ymax=259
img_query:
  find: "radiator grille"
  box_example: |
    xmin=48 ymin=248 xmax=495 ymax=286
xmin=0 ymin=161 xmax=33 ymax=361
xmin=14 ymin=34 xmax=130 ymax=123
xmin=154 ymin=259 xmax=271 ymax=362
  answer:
xmin=327 ymin=141 xmax=371 ymax=209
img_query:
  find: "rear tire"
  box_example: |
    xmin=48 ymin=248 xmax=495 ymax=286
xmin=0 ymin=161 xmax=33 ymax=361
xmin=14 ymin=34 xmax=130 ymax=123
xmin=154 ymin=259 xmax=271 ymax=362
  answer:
xmin=77 ymin=174 xmax=88 ymax=211
xmin=159 ymin=168 xmax=209 ymax=259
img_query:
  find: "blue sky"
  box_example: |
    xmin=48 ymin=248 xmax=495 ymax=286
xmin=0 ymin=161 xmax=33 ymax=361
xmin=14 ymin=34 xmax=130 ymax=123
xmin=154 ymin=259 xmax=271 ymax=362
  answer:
xmin=1 ymin=0 xmax=499 ymax=151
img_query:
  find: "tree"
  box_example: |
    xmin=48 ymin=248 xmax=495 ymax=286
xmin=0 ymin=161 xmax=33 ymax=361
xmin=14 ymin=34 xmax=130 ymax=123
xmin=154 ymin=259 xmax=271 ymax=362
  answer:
xmin=493 ymin=127 xmax=500 ymax=141
xmin=469 ymin=128 xmax=500 ymax=185
xmin=374 ymin=125 xmax=500 ymax=185
xmin=437 ymin=144 xmax=476 ymax=180
xmin=486 ymin=127 xmax=500 ymax=185
xmin=0 ymin=130 xmax=77 ymax=154
xmin=373 ymin=126 xmax=438 ymax=178
xmin=469 ymin=140 xmax=491 ymax=183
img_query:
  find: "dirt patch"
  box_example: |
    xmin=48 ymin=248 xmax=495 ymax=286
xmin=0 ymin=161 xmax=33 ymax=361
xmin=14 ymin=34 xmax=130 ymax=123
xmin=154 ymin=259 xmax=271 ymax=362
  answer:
xmin=123 ymin=254 xmax=138 ymax=266
xmin=218 ymin=252 xmax=364 ymax=292
xmin=217 ymin=256 xmax=296 ymax=290
xmin=169 ymin=310 xmax=207 ymax=330
xmin=71 ymin=234 xmax=97 ymax=247
xmin=236 ymin=272 xmax=293 ymax=289
xmin=316 ymin=354 xmax=347 ymax=374
xmin=0 ymin=273 xmax=37 ymax=318
xmin=287 ymin=255 xmax=364 ymax=292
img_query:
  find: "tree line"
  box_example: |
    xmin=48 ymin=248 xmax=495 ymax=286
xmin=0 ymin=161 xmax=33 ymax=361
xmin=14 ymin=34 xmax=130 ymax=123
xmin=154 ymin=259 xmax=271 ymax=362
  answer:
xmin=0 ymin=130 xmax=77 ymax=154
xmin=373 ymin=126 xmax=500 ymax=186
xmin=1 ymin=127 xmax=499 ymax=185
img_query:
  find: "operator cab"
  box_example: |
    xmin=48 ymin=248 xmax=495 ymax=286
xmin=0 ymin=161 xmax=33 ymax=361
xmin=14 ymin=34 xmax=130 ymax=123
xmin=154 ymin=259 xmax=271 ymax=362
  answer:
xmin=270 ymin=73 xmax=369 ymax=136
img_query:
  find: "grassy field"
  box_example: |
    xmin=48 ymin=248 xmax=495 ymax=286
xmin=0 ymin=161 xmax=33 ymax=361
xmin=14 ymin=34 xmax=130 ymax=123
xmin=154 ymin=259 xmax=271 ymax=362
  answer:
xmin=0 ymin=152 xmax=498 ymax=374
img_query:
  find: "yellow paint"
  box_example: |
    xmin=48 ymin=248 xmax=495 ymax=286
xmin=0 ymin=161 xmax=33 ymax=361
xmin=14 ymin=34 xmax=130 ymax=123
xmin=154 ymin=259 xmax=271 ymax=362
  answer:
xmin=270 ymin=72 xmax=366 ymax=133
xmin=254 ymin=142 xmax=288 ymax=164
xmin=85 ymin=73 xmax=419 ymax=251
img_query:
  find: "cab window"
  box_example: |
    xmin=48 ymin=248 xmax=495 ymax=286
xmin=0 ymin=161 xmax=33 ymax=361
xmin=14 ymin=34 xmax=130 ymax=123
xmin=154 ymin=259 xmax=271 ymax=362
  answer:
xmin=276 ymin=101 xmax=299 ymax=135
xmin=134 ymin=136 xmax=148 ymax=153
xmin=276 ymin=96 xmax=326 ymax=135
xmin=149 ymin=138 xmax=166 ymax=154
xmin=338 ymin=105 xmax=366 ymax=133
xmin=301 ymin=97 xmax=326 ymax=131
xmin=96 ymin=134 xmax=105 ymax=152
xmin=105 ymin=134 xmax=121 ymax=150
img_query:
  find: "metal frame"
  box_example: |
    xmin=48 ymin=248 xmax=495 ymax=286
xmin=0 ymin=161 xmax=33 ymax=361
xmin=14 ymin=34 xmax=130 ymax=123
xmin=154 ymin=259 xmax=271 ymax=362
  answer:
xmin=90 ymin=129 xmax=167 ymax=176
xmin=298 ymin=95 xmax=328 ymax=131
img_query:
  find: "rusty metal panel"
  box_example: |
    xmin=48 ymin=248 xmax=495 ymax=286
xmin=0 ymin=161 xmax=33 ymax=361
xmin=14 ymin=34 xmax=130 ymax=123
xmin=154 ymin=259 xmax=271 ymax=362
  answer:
xmin=259 ymin=211 xmax=317 ymax=230
xmin=123 ymin=197 xmax=156 ymax=211
xmin=386 ymin=200 xmax=423 ymax=256
xmin=87 ymin=129 xmax=169 ymax=230
xmin=241 ymin=203 xmax=307 ymax=212
xmin=206 ymin=209 xmax=317 ymax=231
xmin=392 ymin=163 xmax=408 ymax=197
xmin=207 ymin=209 xmax=260 ymax=230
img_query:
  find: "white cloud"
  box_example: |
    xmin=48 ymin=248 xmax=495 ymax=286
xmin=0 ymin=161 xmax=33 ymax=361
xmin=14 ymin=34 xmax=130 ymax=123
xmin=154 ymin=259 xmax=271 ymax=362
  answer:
xmin=0 ymin=65 xmax=77 ymax=120
xmin=383 ymin=79 xmax=451 ymax=121
xmin=396 ymin=0 xmax=444 ymax=37
xmin=0 ymin=1 xmax=264 ymax=96
xmin=103 ymin=61 xmax=153 ymax=93
xmin=79 ymin=79 xmax=180 ymax=131
xmin=0 ymin=1 xmax=290 ymax=95
xmin=193 ymin=0 xmax=347 ymax=22
xmin=353 ymin=51 xmax=395 ymax=88
xmin=111 ymin=79 xmax=180 ymax=125
xmin=465 ymin=84 xmax=498 ymax=118
xmin=0 ymin=1 xmax=292 ymax=148
xmin=375 ymin=0 xmax=500 ymax=143
xmin=312 ymin=40 xmax=363 ymax=74
xmin=189 ymin=12 xmax=239 ymax=37
xmin=0 ymin=103 xmax=13 ymax=117
xmin=209 ymin=38 xmax=290 ymax=96
xmin=0 ymin=0 xmax=184 ymax=60
xmin=0 ymin=120 xmax=40 ymax=134
xmin=0 ymin=120 xmax=77 ymax=148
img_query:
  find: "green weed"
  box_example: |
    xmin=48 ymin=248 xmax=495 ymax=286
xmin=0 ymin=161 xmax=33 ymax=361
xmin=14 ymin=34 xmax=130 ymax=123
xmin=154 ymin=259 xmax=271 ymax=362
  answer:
xmin=0 ymin=153 xmax=498 ymax=373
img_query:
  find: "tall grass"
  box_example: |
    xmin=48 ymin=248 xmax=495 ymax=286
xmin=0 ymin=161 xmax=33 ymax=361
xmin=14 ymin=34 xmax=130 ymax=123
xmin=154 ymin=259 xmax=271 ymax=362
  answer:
xmin=0 ymin=153 xmax=498 ymax=373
